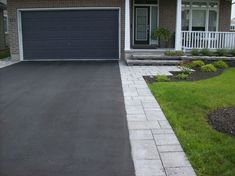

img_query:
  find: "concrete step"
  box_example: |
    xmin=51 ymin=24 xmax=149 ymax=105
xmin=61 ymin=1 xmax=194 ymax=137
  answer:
xmin=131 ymin=55 xmax=181 ymax=60
xmin=126 ymin=59 xmax=181 ymax=66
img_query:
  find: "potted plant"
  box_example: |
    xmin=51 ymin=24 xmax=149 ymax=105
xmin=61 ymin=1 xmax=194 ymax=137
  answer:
xmin=152 ymin=27 xmax=171 ymax=48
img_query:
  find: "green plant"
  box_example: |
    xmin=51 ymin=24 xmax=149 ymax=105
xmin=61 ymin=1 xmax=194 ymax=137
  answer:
xmin=0 ymin=48 xmax=10 ymax=60
xmin=212 ymin=60 xmax=228 ymax=69
xmin=200 ymin=49 xmax=213 ymax=56
xmin=216 ymin=49 xmax=227 ymax=56
xmin=190 ymin=60 xmax=205 ymax=68
xmin=230 ymin=49 xmax=235 ymax=57
xmin=164 ymin=50 xmax=185 ymax=56
xmin=155 ymin=75 xmax=170 ymax=82
xmin=191 ymin=49 xmax=200 ymax=56
xmin=176 ymin=73 xmax=189 ymax=80
xmin=181 ymin=66 xmax=192 ymax=75
xmin=152 ymin=27 xmax=171 ymax=48
xmin=201 ymin=64 xmax=217 ymax=72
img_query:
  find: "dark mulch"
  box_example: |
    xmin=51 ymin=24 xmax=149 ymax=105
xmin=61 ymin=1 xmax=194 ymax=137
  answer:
xmin=208 ymin=108 xmax=235 ymax=137
xmin=144 ymin=69 xmax=224 ymax=84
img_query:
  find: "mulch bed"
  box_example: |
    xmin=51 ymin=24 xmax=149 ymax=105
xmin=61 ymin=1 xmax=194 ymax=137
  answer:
xmin=208 ymin=108 xmax=235 ymax=137
xmin=144 ymin=69 xmax=224 ymax=84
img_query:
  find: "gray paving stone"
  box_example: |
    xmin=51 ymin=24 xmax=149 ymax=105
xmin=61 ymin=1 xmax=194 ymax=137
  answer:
xmin=165 ymin=167 xmax=196 ymax=176
xmin=126 ymin=106 xmax=145 ymax=115
xmin=130 ymin=130 xmax=153 ymax=140
xmin=128 ymin=121 xmax=160 ymax=130
xmin=158 ymin=120 xmax=172 ymax=129
xmin=127 ymin=115 xmax=147 ymax=121
xmin=135 ymin=160 xmax=166 ymax=176
xmin=160 ymin=152 xmax=191 ymax=168
xmin=145 ymin=110 xmax=166 ymax=121
xmin=131 ymin=140 xmax=160 ymax=160
xmin=152 ymin=129 xmax=175 ymax=135
xmin=154 ymin=134 xmax=180 ymax=146
xmin=125 ymin=99 xmax=142 ymax=106
xmin=157 ymin=145 xmax=183 ymax=153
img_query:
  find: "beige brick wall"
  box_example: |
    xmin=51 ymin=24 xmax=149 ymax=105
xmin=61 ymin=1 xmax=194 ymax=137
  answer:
xmin=0 ymin=9 xmax=6 ymax=50
xmin=219 ymin=0 xmax=231 ymax=31
xmin=8 ymin=0 xmax=125 ymax=60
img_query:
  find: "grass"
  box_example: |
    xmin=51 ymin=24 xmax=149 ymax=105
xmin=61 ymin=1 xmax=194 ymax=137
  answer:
xmin=149 ymin=69 xmax=235 ymax=176
xmin=0 ymin=48 xmax=10 ymax=60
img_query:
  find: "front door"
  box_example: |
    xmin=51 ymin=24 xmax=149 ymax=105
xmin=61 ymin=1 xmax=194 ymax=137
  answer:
xmin=134 ymin=7 xmax=150 ymax=45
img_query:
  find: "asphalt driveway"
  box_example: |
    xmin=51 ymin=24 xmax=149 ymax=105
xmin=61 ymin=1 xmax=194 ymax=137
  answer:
xmin=0 ymin=61 xmax=135 ymax=176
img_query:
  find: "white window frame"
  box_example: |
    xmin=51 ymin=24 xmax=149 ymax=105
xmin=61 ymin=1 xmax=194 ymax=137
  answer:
xmin=182 ymin=0 xmax=219 ymax=31
xmin=132 ymin=0 xmax=159 ymax=45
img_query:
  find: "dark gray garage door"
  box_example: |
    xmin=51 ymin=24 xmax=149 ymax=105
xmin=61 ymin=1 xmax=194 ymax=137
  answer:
xmin=21 ymin=10 xmax=119 ymax=60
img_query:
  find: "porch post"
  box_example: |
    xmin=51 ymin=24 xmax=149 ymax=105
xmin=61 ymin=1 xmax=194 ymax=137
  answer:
xmin=125 ymin=0 xmax=131 ymax=50
xmin=175 ymin=0 xmax=182 ymax=50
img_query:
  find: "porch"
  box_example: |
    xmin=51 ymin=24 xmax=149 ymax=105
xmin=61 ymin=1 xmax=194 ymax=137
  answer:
xmin=124 ymin=0 xmax=235 ymax=53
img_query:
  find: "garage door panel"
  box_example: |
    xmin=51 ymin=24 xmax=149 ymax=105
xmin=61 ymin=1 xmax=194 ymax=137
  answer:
xmin=21 ymin=10 xmax=119 ymax=60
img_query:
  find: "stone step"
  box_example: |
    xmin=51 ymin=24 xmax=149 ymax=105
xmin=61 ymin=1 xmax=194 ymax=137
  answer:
xmin=131 ymin=55 xmax=181 ymax=60
xmin=126 ymin=59 xmax=181 ymax=66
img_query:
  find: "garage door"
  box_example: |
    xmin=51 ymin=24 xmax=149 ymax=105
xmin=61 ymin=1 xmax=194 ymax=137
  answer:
xmin=21 ymin=9 xmax=119 ymax=60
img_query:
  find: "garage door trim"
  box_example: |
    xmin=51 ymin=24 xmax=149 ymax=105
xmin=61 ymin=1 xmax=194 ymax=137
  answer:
xmin=17 ymin=7 xmax=121 ymax=61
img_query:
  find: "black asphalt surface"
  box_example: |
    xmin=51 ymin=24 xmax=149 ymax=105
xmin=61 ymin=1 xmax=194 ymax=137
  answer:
xmin=0 ymin=61 xmax=135 ymax=176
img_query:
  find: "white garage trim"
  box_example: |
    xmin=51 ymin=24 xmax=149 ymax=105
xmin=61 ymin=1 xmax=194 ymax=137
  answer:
xmin=17 ymin=7 xmax=121 ymax=61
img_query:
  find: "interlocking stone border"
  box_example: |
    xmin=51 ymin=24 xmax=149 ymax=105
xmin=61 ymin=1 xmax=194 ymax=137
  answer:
xmin=119 ymin=62 xmax=196 ymax=176
xmin=0 ymin=58 xmax=19 ymax=68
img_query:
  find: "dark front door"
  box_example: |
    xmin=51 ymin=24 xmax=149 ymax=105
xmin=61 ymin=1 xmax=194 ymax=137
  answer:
xmin=21 ymin=10 xmax=119 ymax=60
xmin=134 ymin=6 xmax=150 ymax=45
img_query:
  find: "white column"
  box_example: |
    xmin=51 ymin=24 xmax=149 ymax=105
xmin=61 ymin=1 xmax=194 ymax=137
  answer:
xmin=125 ymin=0 xmax=131 ymax=50
xmin=175 ymin=0 xmax=182 ymax=50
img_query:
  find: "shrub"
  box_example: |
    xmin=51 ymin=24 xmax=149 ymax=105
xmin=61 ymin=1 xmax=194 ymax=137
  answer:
xmin=216 ymin=49 xmax=227 ymax=56
xmin=230 ymin=49 xmax=235 ymax=57
xmin=181 ymin=66 xmax=192 ymax=75
xmin=201 ymin=64 xmax=217 ymax=72
xmin=200 ymin=49 xmax=213 ymax=56
xmin=152 ymin=28 xmax=171 ymax=48
xmin=155 ymin=75 xmax=170 ymax=82
xmin=190 ymin=60 xmax=205 ymax=68
xmin=191 ymin=49 xmax=200 ymax=56
xmin=176 ymin=73 xmax=189 ymax=80
xmin=212 ymin=60 xmax=228 ymax=69
xmin=164 ymin=50 xmax=185 ymax=56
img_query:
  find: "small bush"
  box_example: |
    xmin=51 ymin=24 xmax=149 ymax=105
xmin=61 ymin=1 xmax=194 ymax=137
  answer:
xmin=176 ymin=73 xmax=189 ymax=80
xmin=201 ymin=64 xmax=217 ymax=72
xmin=216 ymin=49 xmax=227 ymax=56
xmin=200 ymin=49 xmax=213 ymax=56
xmin=164 ymin=50 xmax=185 ymax=56
xmin=181 ymin=66 xmax=192 ymax=75
xmin=190 ymin=60 xmax=205 ymax=68
xmin=155 ymin=75 xmax=170 ymax=82
xmin=191 ymin=49 xmax=200 ymax=56
xmin=230 ymin=49 xmax=235 ymax=57
xmin=212 ymin=60 xmax=228 ymax=69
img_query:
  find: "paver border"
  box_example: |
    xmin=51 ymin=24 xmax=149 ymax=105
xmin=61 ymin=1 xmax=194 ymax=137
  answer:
xmin=119 ymin=62 xmax=196 ymax=176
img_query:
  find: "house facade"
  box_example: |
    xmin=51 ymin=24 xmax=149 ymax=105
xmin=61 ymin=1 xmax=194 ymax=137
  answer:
xmin=7 ymin=0 xmax=233 ymax=61
xmin=0 ymin=0 xmax=6 ymax=50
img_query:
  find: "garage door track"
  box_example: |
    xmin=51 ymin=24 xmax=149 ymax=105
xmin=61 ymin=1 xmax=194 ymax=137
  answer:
xmin=0 ymin=61 xmax=135 ymax=176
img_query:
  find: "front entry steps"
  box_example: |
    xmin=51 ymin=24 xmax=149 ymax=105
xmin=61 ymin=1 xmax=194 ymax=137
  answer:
xmin=125 ymin=50 xmax=182 ymax=66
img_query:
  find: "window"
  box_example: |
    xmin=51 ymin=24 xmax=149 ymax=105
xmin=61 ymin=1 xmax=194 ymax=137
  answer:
xmin=3 ymin=11 xmax=8 ymax=33
xmin=182 ymin=0 xmax=219 ymax=31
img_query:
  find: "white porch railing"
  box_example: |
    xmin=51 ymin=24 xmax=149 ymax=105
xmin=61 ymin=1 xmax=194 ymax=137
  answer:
xmin=231 ymin=25 xmax=235 ymax=31
xmin=182 ymin=31 xmax=235 ymax=50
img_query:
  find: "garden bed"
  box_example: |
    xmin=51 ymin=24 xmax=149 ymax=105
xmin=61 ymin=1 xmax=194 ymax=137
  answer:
xmin=144 ymin=69 xmax=224 ymax=84
xmin=208 ymin=107 xmax=235 ymax=137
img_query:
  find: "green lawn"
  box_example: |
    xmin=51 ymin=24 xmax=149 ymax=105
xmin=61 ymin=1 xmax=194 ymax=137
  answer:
xmin=149 ymin=68 xmax=235 ymax=176
xmin=0 ymin=48 xmax=10 ymax=60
